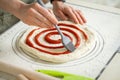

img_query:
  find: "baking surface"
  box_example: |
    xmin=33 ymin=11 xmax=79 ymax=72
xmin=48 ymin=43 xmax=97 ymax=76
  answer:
xmin=98 ymin=53 xmax=120 ymax=80
xmin=0 ymin=2 xmax=120 ymax=80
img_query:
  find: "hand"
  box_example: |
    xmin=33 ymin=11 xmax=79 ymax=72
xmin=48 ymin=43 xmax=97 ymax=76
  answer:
xmin=14 ymin=2 xmax=58 ymax=28
xmin=52 ymin=1 xmax=86 ymax=25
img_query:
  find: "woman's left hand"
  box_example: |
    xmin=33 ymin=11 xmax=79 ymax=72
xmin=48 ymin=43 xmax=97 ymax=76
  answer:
xmin=52 ymin=1 xmax=87 ymax=25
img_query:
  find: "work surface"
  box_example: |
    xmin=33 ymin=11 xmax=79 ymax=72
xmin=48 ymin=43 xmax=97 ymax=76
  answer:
xmin=0 ymin=1 xmax=120 ymax=80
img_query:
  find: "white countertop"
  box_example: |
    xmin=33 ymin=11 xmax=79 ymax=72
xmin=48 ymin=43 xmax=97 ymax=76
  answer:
xmin=98 ymin=52 xmax=120 ymax=80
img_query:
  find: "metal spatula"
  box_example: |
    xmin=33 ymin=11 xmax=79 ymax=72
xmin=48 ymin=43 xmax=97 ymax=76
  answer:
xmin=54 ymin=25 xmax=76 ymax=52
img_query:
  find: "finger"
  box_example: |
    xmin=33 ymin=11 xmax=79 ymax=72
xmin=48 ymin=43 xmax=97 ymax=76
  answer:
xmin=66 ymin=7 xmax=79 ymax=24
xmin=73 ymin=10 xmax=84 ymax=24
xmin=34 ymin=3 xmax=58 ymax=24
xmin=27 ymin=16 xmax=49 ymax=28
xmin=48 ymin=9 xmax=56 ymax=19
xmin=33 ymin=17 xmax=49 ymax=28
xmin=48 ymin=9 xmax=59 ymax=26
xmin=77 ymin=10 xmax=87 ymax=23
xmin=57 ymin=10 xmax=68 ymax=20
xmin=28 ymin=8 xmax=53 ymax=27
xmin=16 ymin=74 xmax=29 ymax=80
xmin=35 ymin=13 xmax=53 ymax=27
xmin=22 ymin=16 xmax=37 ymax=26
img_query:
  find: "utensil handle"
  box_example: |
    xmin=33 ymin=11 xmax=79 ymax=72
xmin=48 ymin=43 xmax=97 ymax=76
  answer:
xmin=0 ymin=61 xmax=59 ymax=80
xmin=54 ymin=25 xmax=64 ymax=38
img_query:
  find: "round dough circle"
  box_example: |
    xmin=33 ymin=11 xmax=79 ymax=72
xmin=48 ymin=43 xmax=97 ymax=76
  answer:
xmin=19 ymin=21 xmax=95 ymax=63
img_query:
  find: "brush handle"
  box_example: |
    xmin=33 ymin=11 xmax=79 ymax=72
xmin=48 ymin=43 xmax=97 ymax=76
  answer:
xmin=54 ymin=25 xmax=64 ymax=38
xmin=0 ymin=61 xmax=59 ymax=80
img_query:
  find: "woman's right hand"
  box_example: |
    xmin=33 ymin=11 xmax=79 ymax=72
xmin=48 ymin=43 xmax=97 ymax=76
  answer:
xmin=14 ymin=2 xmax=58 ymax=28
